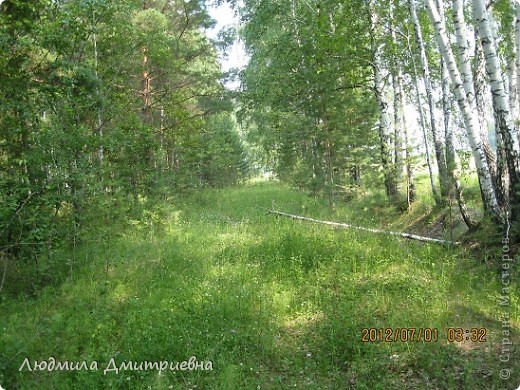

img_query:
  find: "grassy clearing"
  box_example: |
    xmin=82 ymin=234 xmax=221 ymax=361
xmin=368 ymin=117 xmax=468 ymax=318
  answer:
xmin=1 ymin=182 xmax=518 ymax=389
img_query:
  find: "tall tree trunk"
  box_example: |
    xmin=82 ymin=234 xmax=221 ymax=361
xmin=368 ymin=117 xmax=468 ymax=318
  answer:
xmin=369 ymin=1 xmax=398 ymax=199
xmin=141 ymin=1 xmax=152 ymax=122
xmin=474 ymin=34 xmax=497 ymax=179
xmin=515 ymin=1 xmax=520 ymax=124
xmin=409 ymin=0 xmax=449 ymax=202
xmin=462 ymin=0 xmax=502 ymax=209
xmin=475 ymin=35 xmax=505 ymax=208
xmin=495 ymin=125 xmax=510 ymax=209
xmin=393 ymin=71 xmax=405 ymax=190
xmin=509 ymin=1 xmax=518 ymax=123
xmin=440 ymin=0 xmax=494 ymax=214
xmin=424 ymin=0 xmax=502 ymax=220
xmin=453 ymin=0 xmax=496 ymax=185
xmin=92 ymin=10 xmax=104 ymax=163
xmin=406 ymin=7 xmax=440 ymax=204
xmin=320 ymin=110 xmax=335 ymax=208
xmin=473 ymin=0 xmax=520 ymax=218
xmin=441 ymin=58 xmax=479 ymax=229
xmin=411 ymin=60 xmax=439 ymax=203
xmin=390 ymin=1 xmax=405 ymax=193
xmin=418 ymin=91 xmax=440 ymax=205
xmin=398 ymin=73 xmax=415 ymax=207
xmin=142 ymin=46 xmax=152 ymax=122
xmin=452 ymin=0 xmax=476 ymax=106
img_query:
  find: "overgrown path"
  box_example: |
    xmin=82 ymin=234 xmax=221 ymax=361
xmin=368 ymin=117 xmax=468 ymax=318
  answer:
xmin=1 ymin=183 xmax=518 ymax=389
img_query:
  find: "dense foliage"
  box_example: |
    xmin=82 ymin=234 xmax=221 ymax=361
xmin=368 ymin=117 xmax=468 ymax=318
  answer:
xmin=0 ymin=0 xmax=247 ymax=269
xmin=238 ymin=0 xmax=520 ymax=223
xmin=1 ymin=1 xmax=519 ymax=388
xmin=239 ymin=0 xmax=378 ymax=203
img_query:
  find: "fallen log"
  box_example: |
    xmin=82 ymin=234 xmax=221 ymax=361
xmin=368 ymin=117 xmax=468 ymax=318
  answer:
xmin=268 ymin=210 xmax=459 ymax=245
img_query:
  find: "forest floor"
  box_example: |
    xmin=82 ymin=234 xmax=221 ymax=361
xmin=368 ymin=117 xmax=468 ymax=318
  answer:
xmin=1 ymin=181 xmax=519 ymax=389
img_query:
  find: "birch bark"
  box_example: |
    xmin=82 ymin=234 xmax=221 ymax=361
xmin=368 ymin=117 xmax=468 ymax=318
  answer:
xmin=473 ymin=0 xmax=520 ymax=213
xmin=409 ymin=0 xmax=449 ymax=200
xmin=424 ymin=0 xmax=502 ymax=219
xmin=370 ymin=0 xmax=398 ymax=198
xmin=453 ymin=0 xmax=494 ymax=162
xmin=390 ymin=1 xmax=405 ymax=191
xmin=509 ymin=0 xmax=518 ymax=122
xmin=441 ymin=58 xmax=479 ymax=229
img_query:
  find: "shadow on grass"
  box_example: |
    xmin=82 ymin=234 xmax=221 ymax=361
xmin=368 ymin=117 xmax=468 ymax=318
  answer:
xmin=1 ymin=183 xmax=519 ymax=389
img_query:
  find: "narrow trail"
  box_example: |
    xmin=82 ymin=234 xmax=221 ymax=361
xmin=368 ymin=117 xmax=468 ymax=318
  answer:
xmin=0 ymin=184 xmax=516 ymax=389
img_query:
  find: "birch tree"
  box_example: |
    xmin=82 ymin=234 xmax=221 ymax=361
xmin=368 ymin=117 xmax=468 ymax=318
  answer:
xmin=508 ymin=0 xmax=519 ymax=123
xmin=473 ymin=0 xmax=520 ymax=215
xmin=402 ymin=79 xmax=416 ymax=207
xmin=370 ymin=0 xmax=398 ymax=199
xmin=441 ymin=57 xmax=479 ymax=229
xmin=453 ymin=0 xmax=495 ymax=174
xmin=408 ymin=42 xmax=439 ymax=203
xmin=409 ymin=0 xmax=449 ymax=201
xmin=424 ymin=0 xmax=502 ymax=219
xmin=389 ymin=0 xmax=406 ymax=196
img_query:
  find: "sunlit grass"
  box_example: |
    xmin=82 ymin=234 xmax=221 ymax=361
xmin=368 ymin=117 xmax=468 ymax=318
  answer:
xmin=0 ymin=182 xmax=518 ymax=389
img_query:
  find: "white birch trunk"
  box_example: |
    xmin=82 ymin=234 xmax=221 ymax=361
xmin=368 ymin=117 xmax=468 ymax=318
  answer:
xmin=390 ymin=2 xmax=405 ymax=190
xmin=424 ymin=0 xmax=502 ymax=218
xmin=405 ymin=3 xmax=439 ymax=202
xmin=409 ymin=0 xmax=449 ymax=200
xmin=453 ymin=0 xmax=497 ymax=183
xmin=370 ymin=1 xmax=397 ymax=198
xmin=473 ymin=0 xmax=520 ymax=196
xmin=401 ymin=77 xmax=416 ymax=207
xmin=268 ymin=210 xmax=458 ymax=245
xmin=441 ymin=57 xmax=479 ymax=229
xmin=474 ymin=32 xmax=497 ymax=180
xmin=453 ymin=0 xmax=476 ymax=107
xmin=410 ymin=55 xmax=439 ymax=202
xmin=509 ymin=57 xmax=518 ymax=124
xmin=510 ymin=0 xmax=520 ymax=125
xmin=509 ymin=1 xmax=518 ymax=122
xmin=393 ymin=69 xmax=405 ymax=186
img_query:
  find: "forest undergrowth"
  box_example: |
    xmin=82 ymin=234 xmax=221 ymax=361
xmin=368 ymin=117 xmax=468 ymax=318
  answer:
xmin=1 ymin=181 xmax=518 ymax=389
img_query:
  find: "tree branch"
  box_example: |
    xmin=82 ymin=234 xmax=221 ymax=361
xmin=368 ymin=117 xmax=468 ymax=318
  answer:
xmin=267 ymin=209 xmax=459 ymax=245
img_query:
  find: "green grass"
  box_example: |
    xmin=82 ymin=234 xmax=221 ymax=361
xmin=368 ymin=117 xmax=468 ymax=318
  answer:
xmin=0 ymin=182 xmax=518 ymax=389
